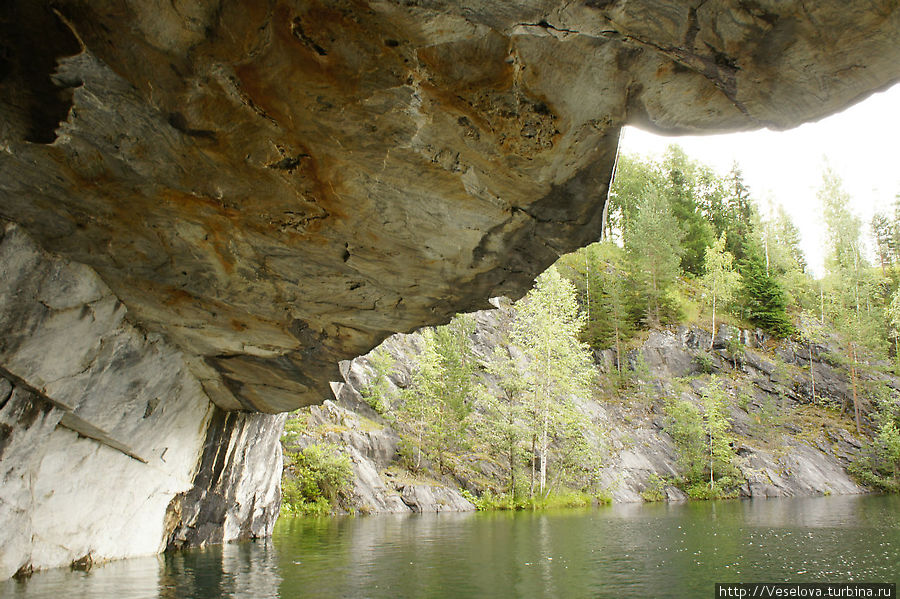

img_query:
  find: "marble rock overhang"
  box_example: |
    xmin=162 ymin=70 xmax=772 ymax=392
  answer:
xmin=2 ymin=1 xmax=899 ymax=412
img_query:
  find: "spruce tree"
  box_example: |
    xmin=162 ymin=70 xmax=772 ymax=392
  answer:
xmin=663 ymin=145 xmax=714 ymax=276
xmin=739 ymin=244 xmax=793 ymax=338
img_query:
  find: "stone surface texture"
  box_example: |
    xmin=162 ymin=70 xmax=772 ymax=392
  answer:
xmin=314 ymin=303 xmax=867 ymax=512
xmin=3 ymin=1 xmax=900 ymax=412
xmin=0 ymin=224 xmax=284 ymax=579
xmin=289 ymin=399 xmax=475 ymax=514
xmin=2 ymin=0 xmax=900 ymax=580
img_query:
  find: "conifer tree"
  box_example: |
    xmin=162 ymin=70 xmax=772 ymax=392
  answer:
xmin=722 ymin=164 xmax=755 ymax=261
xmin=739 ymin=244 xmax=793 ymax=338
xmin=557 ymin=242 xmax=632 ymax=364
xmin=663 ymin=145 xmax=714 ymax=275
xmin=626 ymin=185 xmax=684 ymax=326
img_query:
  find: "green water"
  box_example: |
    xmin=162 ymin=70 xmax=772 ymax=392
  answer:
xmin=5 ymin=495 xmax=899 ymax=598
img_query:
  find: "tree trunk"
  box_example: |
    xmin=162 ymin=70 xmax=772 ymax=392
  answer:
xmin=614 ymin=322 xmax=621 ymax=374
xmin=530 ymin=435 xmax=536 ymax=498
xmin=509 ymin=443 xmax=516 ymax=497
xmin=809 ymin=337 xmax=816 ymax=404
xmin=539 ymin=410 xmax=548 ymax=496
xmin=851 ymin=345 xmax=861 ymax=434
xmin=709 ymin=294 xmax=717 ymax=351
xmin=820 ymin=287 xmax=825 ymax=323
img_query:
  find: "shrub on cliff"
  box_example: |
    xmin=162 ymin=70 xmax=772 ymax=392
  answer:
xmin=282 ymin=443 xmax=353 ymax=516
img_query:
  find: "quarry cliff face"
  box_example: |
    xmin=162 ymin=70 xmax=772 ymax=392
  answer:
xmin=3 ymin=1 xmax=900 ymax=413
xmin=2 ymin=0 xmax=900 ymax=578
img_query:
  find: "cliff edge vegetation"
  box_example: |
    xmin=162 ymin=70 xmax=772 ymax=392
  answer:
xmin=280 ymin=148 xmax=900 ymax=515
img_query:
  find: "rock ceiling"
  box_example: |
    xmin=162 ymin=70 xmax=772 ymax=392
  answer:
xmin=2 ymin=1 xmax=899 ymax=412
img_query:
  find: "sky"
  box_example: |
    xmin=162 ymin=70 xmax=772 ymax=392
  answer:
xmin=617 ymin=82 xmax=900 ymax=277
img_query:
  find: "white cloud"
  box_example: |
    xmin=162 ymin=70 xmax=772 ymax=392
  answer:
xmin=618 ymin=83 xmax=900 ymax=277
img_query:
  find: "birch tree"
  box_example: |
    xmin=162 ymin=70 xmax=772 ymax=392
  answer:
xmin=509 ymin=266 xmax=595 ymax=497
xmin=701 ymin=234 xmax=741 ymax=350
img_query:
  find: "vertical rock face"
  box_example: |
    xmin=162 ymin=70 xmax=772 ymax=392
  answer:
xmin=0 ymin=223 xmax=284 ymax=579
xmin=166 ymin=409 xmax=288 ymax=550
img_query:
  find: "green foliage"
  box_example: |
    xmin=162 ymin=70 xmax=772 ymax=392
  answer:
xmin=701 ymin=381 xmax=738 ymax=486
xmin=887 ymin=288 xmax=900 ymax=364
xmin=725 ymin=331 xmax=745 ymax=368
xmin=664 ymin=398 xmax=707 ymax=482
xmin=629 ymin=352 xmax=652 ymax=384
xmin=871 ymin=211 xmax=895 ymax=272
xmin=476 ymin=267 xmax=601 ymax=500
xmin=821 ymin=167 xmax=864 ymax=275
xmin=876 ymin=421 xmax=900 ymax=477
xmin=851 ymin=389 xmax=900 ymax=491
xmin=693 ymin=350 xmax=715 ymax=374
xmin=662 ymin=145 xmax=716 ymax=275
xmin=640 ymin=473 xmax=668 ymax=502
xmin=478 ymin=348 xmax=529 ymax=495
xmin=556 ymin=241 xmax=633 ymax=356
xmin=769 ymin=204 xmax=808 ymax=274
xmin=624 ymin=182 xmax=684 ymax=326
xmin=361 ymin=349 xmax=395 ymax=414
xmin=508 ymin=266 xmax=599 ymax=497
xmin=397 ymin=315 xmax=476 ymax=473
xmin=282 ymin=412 xmax=309 ymax=444
xmin=282 ymin=444 xmax=354 ymax=516
xmin=462 ymin=488 xmax=599 ymax=511
xmin=701 ymin=234 xmax=742 ymax=347
xmin=664 ymin=380 xmax=739 ymax=498
xmin=684 ymin=477 xmax=740 ymax=500
xmin=606 ymin=153 xmax=666 ymax=242
xmin=738 ymin=246 xmax=794 ymax=338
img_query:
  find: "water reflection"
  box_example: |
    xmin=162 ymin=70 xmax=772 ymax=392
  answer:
xmin=2 ymin=495 xmax=898 ymax=598
xmin=159 ymin=541 xmax=281 ymax=599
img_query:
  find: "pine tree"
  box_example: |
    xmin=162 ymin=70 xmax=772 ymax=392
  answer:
xmin=626 ymin=185 xmax=684 ymax=326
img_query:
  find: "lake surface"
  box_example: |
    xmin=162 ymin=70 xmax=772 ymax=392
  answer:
xmin=4 ymin=494 xmax=899 ymax=598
